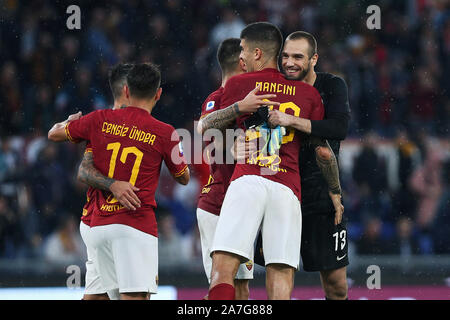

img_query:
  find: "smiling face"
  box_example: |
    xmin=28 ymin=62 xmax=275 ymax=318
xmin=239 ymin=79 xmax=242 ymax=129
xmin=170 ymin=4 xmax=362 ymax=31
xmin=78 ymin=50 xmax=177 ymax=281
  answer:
xmin=281 ymin=38 xmax=317 ymax=81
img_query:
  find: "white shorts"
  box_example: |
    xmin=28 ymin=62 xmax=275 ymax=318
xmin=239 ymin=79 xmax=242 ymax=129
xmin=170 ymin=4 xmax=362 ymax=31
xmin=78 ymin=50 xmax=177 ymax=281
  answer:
xmin=79 ymin=221 xmax=106 ymax=295
xmin=197 ymin=208 xmax=254 ymax=283
xmin=211 ymin=175 xmax=302 ymax=269
xmin=90 ymin=224 xmax=158 ymax=294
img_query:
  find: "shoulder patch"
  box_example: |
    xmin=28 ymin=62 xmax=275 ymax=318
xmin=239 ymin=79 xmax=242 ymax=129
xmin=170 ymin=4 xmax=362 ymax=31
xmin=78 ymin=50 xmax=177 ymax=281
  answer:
xmin=205 ymin=101 xmax=215 ymax=111
xmin=178 ymin=141 xmax=184 ymax=156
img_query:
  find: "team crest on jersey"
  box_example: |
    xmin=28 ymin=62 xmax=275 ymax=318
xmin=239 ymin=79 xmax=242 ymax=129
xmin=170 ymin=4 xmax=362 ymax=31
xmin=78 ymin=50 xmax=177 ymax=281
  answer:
xmin=205 ymin=101 xmax=215 ymax=111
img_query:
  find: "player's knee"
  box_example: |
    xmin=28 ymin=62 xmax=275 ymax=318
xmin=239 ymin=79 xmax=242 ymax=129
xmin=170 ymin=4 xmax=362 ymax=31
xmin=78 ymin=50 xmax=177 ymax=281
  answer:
xmin=266 ymin=264 xmax=295 ymax=300
xmin=316 ymin=146 xmax=332 ymax=161
xmin=234 ymin=279 xmax=249 ymax=300
xmin=321 ymin=268 xmax=348 ymax=300
xmin=210 ymin=251 xmax=240 ymax=286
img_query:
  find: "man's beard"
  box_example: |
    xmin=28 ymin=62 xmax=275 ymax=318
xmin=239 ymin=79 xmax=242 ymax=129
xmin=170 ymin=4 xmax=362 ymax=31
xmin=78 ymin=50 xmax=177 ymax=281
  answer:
xmin=284 ymin=63 xmax=310 ymax=81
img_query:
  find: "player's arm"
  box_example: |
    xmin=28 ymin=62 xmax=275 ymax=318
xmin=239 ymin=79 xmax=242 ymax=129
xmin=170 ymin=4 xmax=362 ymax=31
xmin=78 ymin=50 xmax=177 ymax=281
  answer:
xmin=77 ymin=151 xmax=141 ymax=211
xmin=164 ymin=128 xmax=190 ymax=185
xmin=310 ymin=76 xmax=350 ymax=140
xmin=267 ymin=110 xmax=349 ymax=140
xmin=309 ymin=136 xmax=344 ymax=225
xmin=268 ymin=77 xmax=350 ymax=139
xmin=197 ymin=84 xmax=280 ymax=134
xmin=172 ymin=166 xmax=190 ymax=185
xmin=309 ymin=137 xmax=341 ymax=195
xmin=48 ymin=111 xmax=82 ymax=142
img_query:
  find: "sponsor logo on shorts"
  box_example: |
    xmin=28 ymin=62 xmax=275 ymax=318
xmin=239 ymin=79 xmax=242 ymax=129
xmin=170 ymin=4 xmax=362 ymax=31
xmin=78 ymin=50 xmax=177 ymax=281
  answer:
xmin=337 ymin=254 xmax=347 ymax=261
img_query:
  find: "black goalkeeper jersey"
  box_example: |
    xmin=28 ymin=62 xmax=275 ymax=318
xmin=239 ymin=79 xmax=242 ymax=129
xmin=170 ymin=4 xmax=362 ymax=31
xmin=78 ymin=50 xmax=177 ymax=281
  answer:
xmin=299 ymin=72 xmax=351 ymax=216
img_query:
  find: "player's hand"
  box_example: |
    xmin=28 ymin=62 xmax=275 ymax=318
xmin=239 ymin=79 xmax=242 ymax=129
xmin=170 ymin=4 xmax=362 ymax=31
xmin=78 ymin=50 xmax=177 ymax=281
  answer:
xmin=231 ymin=134 xmax=249 ymax=162
xmin=67 ymin=111 xmax=82 ymax=122
xmin=237 ymin=84 xmax=280 ymax=114
xmin=109 ymin=181 xmax=141 ymax=211
xmin=329 ymin=191 xmax=344 ymax=225
xmin=231 ymin=132 xmax=257 ymax=162
xmin=268 ymin=110 xmax=293 ymax=128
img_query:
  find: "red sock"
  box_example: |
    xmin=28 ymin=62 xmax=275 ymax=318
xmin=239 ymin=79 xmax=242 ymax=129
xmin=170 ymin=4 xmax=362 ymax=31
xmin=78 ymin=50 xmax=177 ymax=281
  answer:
xmin=208 ymin=283 xmax=235 ymax=300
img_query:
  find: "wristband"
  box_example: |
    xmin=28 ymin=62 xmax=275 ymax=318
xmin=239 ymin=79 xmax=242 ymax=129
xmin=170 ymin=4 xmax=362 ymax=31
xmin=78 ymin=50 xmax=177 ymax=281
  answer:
xmin=233 ymin=102 xmax=240 ymax=115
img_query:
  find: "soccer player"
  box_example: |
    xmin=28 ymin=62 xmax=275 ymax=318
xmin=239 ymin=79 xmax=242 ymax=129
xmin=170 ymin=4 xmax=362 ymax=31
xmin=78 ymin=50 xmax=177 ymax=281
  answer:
xmin=268 ymin=31 xmax=351 ymax=300
xmin=49 ymin=63 xmax=141 ymax=300
xmin=198 ymin=22 xmax=342 ymax=300
xmin=48 ymin=63 xmax=189 ymax=300
xmin=79 ymin=63 xmax=141 ymax=300
xmin=196 ymin=38 xmax=253 ymax=300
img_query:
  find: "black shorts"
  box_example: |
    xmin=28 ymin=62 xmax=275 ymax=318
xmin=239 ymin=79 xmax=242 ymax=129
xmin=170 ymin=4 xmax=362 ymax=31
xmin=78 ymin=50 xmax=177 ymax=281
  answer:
xmin=300 ymin=212 xmax=349 ymax=272
xmin=254 ymin=212 xmax=349 ymax=272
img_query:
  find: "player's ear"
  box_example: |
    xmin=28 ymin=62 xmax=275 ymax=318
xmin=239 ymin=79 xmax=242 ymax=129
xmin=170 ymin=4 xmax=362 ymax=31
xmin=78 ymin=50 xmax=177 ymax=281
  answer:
xmin=254 ymin=47 xmax=262 ymax=60
xmin=311 ymin=53 xmax=318 ymax=67
xmin=239 ymin=58 xmax=246 ymax=72
xmin=154 ymin=87 xmax=162 ymax=102
xmin=124 ymin=85 xmax=130 ymax=99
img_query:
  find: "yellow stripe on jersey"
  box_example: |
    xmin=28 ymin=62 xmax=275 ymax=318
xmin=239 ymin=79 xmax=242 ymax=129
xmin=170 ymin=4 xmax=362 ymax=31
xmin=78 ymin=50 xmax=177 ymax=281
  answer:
xmin=65 ymin=123 xmax=77 ymax=143
xmin=174 ymin=165 xmax=188 ymax=178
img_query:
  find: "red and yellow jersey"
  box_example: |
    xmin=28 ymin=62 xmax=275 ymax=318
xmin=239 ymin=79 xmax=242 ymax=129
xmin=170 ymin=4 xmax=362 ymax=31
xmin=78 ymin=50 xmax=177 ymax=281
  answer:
xmin=197 ymin=87 xmax=235 ymax=215
xmin=220 ymin=68 xmax=324 ymax=201
xmin=66 ymin=106 xmax=188 ymax=237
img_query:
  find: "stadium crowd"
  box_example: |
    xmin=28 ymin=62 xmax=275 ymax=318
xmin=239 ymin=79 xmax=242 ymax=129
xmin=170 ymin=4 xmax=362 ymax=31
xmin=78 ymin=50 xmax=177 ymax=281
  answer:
xmin=0 ymin=0 xmax=449 ymax=268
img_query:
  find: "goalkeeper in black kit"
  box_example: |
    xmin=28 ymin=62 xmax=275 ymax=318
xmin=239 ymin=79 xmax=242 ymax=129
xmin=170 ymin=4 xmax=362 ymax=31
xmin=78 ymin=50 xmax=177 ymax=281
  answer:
xmin=259 ymin=31 xmax=351 ymax=300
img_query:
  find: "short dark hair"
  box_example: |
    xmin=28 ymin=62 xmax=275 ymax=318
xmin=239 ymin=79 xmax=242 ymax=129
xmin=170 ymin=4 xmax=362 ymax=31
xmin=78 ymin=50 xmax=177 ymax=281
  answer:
xmin=240 ymin=22 xmax=283 ymax=60
xmin=217 ymin=38 xmax=241 ymax=74
xmin=108 ymin=63 xmax=134 ymax=99
xmin=286 ymin=31 xmax=318 ymax=58
xmin=126 ymin=63 xmax=161 ymax=99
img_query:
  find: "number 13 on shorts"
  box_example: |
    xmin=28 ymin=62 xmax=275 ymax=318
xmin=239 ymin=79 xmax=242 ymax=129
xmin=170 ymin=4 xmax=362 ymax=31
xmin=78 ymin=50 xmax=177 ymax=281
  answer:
xmin=333 ymin=230 xmax=347 ymax=252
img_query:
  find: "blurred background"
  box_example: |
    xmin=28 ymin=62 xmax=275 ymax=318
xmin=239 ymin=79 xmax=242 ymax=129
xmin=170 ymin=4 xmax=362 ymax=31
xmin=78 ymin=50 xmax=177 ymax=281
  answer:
xmin=0 ymin=0 xmax=449 ymax=299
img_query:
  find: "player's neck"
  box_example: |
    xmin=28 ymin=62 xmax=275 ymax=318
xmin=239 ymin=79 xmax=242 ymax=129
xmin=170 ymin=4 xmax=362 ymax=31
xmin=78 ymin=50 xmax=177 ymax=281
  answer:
xmin=128 ymin=98 xmax=155 ymax=114
xmin=221 ymin=76 xmax=228 ymax=88
xmin=221 ymin=73 xmax=235 ymax=87
xmin=254 ymin=59 xmax=278 ymax=72
xmin=113 ymin=97 xmax=128 ymax=110
xmin=303 ymin=70 xmax=317 ymax=86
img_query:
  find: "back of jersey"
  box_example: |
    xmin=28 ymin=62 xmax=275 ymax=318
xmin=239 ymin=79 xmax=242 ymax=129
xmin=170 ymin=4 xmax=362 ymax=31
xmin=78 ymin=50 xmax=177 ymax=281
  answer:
xmin=66 ymin=106 xmax=188 ymax=236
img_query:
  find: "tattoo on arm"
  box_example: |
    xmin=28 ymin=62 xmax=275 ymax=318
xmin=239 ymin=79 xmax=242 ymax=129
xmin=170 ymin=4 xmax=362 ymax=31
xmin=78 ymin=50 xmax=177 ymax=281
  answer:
xmin=77 ymin=152 xmax=115 ymax=191
xmin=199 ymin=103 xmax=240 ymax=133
xmin=309 ymin=136 xmax=342 ymax=195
